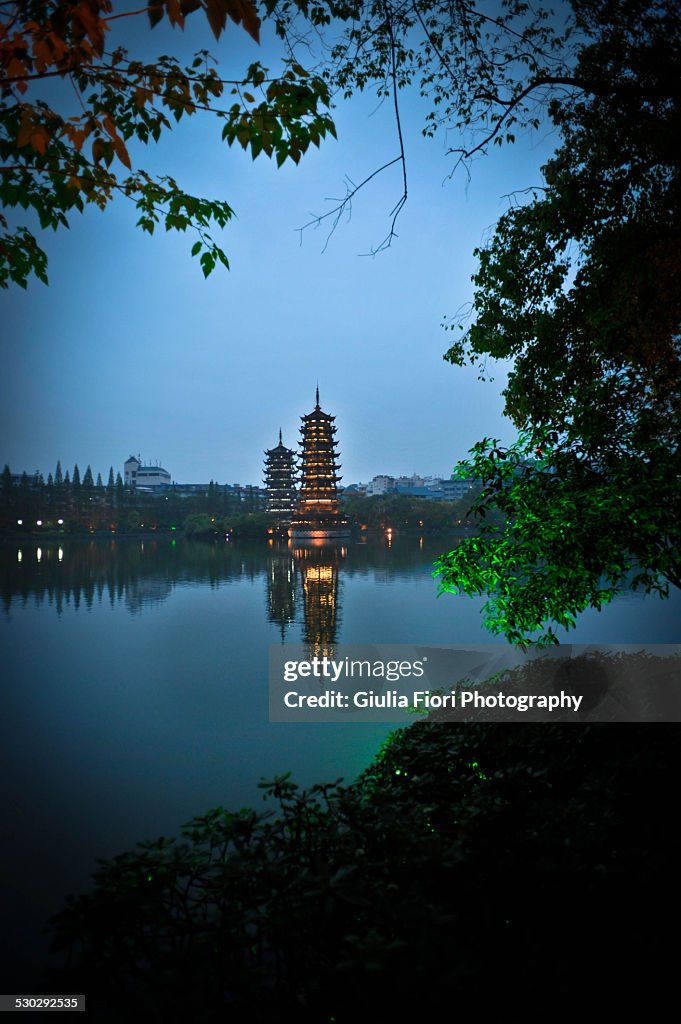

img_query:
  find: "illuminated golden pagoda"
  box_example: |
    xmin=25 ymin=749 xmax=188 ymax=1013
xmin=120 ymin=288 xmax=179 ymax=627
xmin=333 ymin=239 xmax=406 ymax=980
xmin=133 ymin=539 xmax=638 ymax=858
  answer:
xmin=289 ymin=387 xmax=350 ymax=541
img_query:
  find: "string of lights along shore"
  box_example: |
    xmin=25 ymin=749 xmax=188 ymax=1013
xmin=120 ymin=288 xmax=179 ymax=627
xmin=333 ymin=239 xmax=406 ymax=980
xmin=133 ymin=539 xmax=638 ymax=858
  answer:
xmin=264 ymin=389 xmax=350 ymax=541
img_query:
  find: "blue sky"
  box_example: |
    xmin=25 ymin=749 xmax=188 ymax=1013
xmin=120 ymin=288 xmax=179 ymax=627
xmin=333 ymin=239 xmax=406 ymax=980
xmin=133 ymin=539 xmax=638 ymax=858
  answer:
xmin=1 ymin=8 xmax=560 ymax=486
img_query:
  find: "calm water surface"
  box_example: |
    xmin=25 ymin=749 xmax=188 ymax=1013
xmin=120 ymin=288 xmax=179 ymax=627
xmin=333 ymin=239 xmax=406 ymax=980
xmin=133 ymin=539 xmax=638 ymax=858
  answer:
xmin=1 ymin=534 xmax=680 ymax=985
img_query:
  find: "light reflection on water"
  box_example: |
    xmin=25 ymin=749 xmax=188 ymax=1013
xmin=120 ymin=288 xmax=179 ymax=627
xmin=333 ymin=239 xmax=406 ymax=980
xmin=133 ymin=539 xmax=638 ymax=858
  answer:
xmin=0 ymin=535 xmax=679 ymax=987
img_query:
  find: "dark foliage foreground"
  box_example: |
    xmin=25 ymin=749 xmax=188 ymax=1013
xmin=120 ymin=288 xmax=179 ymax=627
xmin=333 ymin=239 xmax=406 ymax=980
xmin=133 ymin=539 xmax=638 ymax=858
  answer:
xmin=49 ymin=723 xmax=680 ymax=1019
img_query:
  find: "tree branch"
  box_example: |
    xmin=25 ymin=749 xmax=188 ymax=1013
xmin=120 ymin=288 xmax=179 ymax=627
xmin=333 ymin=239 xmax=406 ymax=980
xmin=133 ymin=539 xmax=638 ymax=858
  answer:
xmin=297 ymin=156 xmax=403 ymax=253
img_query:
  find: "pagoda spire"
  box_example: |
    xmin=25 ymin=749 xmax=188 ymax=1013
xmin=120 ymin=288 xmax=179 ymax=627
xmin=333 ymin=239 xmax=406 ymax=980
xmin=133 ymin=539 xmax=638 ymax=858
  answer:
xmin=315 ymin=383 xmax=320 ymax=408
xmin=279 ymin=427 xmax=282 ymax=445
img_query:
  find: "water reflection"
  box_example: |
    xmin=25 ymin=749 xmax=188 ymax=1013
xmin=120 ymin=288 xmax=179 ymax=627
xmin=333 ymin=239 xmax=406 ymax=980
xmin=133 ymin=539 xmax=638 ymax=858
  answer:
xmin=5 ymin=535 xmax=680 ymax=649
xmin=124 ymin=578 xmax=174 ymax=614
xmin=2 ymin=535 xmax=439 ymax=622
xmin=294 ymin=543 xmax=345 ymax=658
xmin=266 ymin=548 xmax=297 ymax=641
xmin=265 ymin=542 xmax=345 ymax=654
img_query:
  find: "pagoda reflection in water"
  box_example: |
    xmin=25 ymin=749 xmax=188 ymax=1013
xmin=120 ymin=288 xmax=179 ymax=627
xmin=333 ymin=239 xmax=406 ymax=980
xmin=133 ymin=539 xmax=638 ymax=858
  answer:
xmin=265 ymin=544 xmax=297 ymax=641
xmin=266 ymin=539 xmax=346 ymax=657
xmin=296 ymin=542 xmax=346 ymax=658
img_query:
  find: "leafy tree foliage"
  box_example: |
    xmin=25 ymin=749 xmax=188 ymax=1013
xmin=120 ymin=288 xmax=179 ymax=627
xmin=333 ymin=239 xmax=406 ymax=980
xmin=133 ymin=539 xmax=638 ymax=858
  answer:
xmin=49 ymin=716 xmax=680 ymax=1018
xmin=341 ymin=491 xmax=477 ymax=531
xmin=0 ymin=0 xmax=336 ymax=286
xmin=0 ymin=0 xmax=620 ymax=286
xmin=436 ymin=0 xmax=680 ymax=643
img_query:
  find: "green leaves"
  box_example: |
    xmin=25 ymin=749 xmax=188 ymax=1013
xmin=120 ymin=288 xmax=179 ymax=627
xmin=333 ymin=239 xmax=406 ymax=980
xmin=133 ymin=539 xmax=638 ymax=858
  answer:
xmin=126 ymin=171 xmax=233 ymax=275
xmin=434 ymin=435 xmax=680 ymax=646
xmin=220 ymin=61 xmax=335 ymax=165
xmin=0 ymin=225 xmax=48 ymax=288
xmin=0 ymin=2 xmax=332 ymax=287
xmin=147 ymin=0 xmax=261 ymax=41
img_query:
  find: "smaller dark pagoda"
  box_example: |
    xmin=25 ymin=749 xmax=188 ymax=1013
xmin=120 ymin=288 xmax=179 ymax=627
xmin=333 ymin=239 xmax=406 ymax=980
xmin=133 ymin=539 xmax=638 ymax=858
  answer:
xmin=263 ymin=429 xmax=297 ymax=522
xmin=290 ymin=388 xmax=350 ymax=541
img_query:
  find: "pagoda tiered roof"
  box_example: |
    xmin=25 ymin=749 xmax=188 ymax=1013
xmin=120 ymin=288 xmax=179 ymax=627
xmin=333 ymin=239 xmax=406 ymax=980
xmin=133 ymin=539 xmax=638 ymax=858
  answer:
xmin=263 ymin=428 xmax=297 ymax=519
xmin=290 ymin=389 xmax=349 ymax=536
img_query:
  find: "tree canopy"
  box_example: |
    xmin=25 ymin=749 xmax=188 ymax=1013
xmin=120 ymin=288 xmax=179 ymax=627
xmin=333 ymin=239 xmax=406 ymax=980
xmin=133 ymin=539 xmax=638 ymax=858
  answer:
xmin=49 ymin=716 xmax=681 ymax=1017
xmin=435 ymin=0 xmax=680 ymax=644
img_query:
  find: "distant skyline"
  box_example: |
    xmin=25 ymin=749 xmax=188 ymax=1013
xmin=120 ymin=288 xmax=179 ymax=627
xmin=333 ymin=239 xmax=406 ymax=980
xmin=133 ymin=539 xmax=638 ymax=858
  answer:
xmin=1 ymin=10 xmax=562 ymax=487
xmin=8 ymin=446 xmax=467 ymax=489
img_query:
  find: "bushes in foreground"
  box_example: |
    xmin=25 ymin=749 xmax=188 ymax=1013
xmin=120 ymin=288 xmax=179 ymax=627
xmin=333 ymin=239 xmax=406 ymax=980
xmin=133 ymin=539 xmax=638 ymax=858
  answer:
xmin=48 ymin=723 xmax=680 ymax=1019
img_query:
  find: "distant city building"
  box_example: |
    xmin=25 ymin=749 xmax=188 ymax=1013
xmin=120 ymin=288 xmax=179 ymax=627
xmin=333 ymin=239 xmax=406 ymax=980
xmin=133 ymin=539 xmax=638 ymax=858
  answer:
xmin=365 ymin=474 xmax=396 ymax=496
xmin=440 ymin=477 xmax=475 ymax=501
xmin=290 ymin=388 xmax=350 ymax=540
xmin=124 ymin=455 xmax=171 ymax=491
xmin=263 ymin=429 xmax=297 ymax=520
xmin=351 ymin=472 xmax=476 ymax=502
xmin=397 ymin=484 xmax=444 ymax=501
xmin=396 ymin=474 xmax=427 ymax=488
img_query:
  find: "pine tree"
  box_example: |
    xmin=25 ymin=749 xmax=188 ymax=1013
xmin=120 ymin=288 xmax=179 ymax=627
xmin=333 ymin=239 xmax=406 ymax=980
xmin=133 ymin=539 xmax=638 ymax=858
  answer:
xmin=54 ymin=460 xmax=63 ymax=486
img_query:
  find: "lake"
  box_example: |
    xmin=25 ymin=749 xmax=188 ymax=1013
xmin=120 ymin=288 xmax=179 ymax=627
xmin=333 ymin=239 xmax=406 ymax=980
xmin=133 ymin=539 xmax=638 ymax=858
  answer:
xmin=1 ymin=533 xmax=680 ymax=988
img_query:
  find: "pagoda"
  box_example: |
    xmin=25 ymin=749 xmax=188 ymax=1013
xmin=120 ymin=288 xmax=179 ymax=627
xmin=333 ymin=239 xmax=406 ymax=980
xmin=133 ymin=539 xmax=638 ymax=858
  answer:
xmin=290 ymin=388 xmax=350 ymax=541
xmin=263 ymin=429 xmax=297 ymax=522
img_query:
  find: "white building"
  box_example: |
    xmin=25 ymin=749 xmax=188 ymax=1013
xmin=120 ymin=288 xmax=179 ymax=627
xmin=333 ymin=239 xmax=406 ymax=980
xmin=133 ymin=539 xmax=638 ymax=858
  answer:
xmin=124 ymin=455 xmax=171 ymax=490
xmin=365 ymin=475 xmax=396 ymax=496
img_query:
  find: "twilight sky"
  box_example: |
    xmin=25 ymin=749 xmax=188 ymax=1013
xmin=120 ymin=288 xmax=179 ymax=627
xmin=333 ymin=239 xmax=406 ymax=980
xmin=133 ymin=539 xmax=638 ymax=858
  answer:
xmin=1 ymin=8 xmax=562 ymax=487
